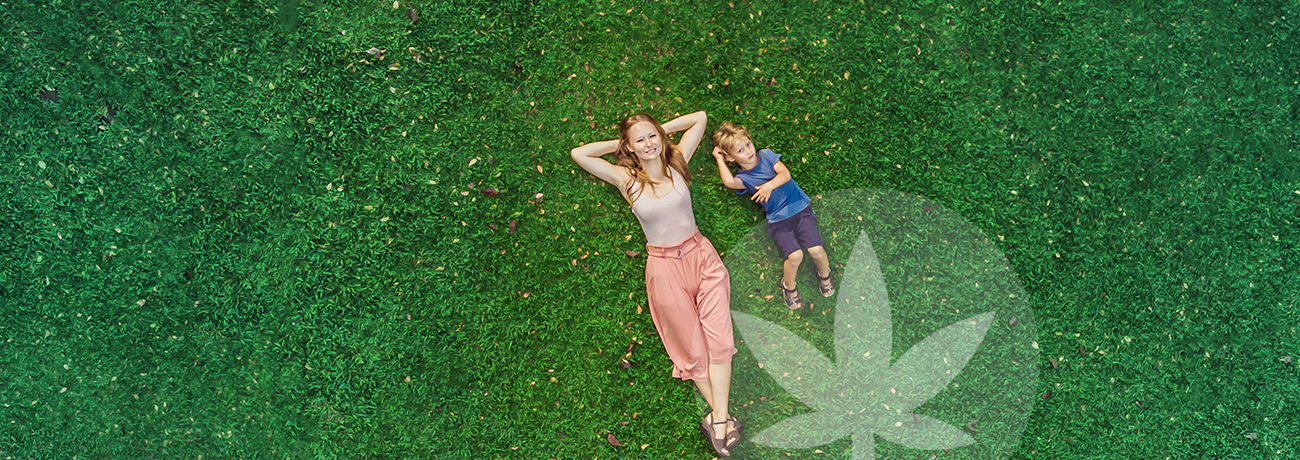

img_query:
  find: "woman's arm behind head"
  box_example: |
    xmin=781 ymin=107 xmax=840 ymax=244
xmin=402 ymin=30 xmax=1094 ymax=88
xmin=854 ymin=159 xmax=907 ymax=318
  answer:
xmin=570 ymin=139 xmax=632 ymax=199
xmin=661 ymin=111 xmax=708 ymax=164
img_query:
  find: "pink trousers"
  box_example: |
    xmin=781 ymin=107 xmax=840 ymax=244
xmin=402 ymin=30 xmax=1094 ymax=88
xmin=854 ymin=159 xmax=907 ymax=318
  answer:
xmin=644 ymin=229 xmax=737 ymax=382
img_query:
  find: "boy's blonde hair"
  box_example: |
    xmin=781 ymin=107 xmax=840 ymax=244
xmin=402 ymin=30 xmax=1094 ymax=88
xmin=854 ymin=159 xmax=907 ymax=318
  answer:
xmin=711 ymin=121 xmax=751 ymax=157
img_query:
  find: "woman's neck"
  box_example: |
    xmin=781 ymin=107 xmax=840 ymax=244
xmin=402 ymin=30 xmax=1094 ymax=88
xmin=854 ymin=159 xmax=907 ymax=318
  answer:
xmin=642 ymin=157 xmax=668 ymax=180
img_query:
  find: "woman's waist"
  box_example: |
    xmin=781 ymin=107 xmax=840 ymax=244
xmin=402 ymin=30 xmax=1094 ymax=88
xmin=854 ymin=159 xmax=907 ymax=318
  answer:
xmin=645 ymin=228 xmax=706 ymax=257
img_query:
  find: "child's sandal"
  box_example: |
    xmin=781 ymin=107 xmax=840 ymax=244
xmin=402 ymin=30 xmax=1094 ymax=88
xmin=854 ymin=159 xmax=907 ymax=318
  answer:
xmin=782 ymin=282 xmax=803 ymax=310
xmin=816 ymin=271 xmax=835 ymax=298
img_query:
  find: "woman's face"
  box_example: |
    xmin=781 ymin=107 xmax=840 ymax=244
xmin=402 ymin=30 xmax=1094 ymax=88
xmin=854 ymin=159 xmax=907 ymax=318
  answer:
xmin=625 ymin=121 xmax=663 ymax=162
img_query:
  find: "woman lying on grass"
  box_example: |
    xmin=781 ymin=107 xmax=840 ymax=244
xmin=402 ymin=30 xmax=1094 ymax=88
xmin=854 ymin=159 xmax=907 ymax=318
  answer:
xmin=570 ymin=111 xmax=741 ymax=456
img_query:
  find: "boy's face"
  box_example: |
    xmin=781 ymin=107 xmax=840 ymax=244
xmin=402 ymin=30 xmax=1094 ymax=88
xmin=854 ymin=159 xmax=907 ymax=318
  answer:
xmin=724 ymin=136 xmax=759 ymax=170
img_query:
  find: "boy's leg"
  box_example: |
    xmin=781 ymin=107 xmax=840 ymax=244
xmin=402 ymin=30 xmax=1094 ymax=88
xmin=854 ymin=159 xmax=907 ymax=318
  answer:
xmin=793 ymin=206 xmax=834 ymax=296
xmin=782 ymin=249 xmax=804 ymax=290
xmin=767 ymin=218 xmax=804 ymax=289
xmin=807 ymin=245 xmax=831 ymax=279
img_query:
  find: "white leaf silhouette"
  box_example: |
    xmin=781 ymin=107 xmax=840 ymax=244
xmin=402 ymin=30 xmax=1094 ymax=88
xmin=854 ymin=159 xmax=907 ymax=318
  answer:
xmin=748 ymin=409 xmax=850 ymax=449
xmin=734 ymin=230 xmax=989 ymax=460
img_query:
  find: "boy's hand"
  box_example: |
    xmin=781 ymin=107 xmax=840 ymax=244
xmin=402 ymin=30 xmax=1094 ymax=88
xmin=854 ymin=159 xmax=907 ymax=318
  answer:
xmin=752 ymin=185 xmax=773 ymax=204
xmin=710 ymin=146 xmax=726 ymax=162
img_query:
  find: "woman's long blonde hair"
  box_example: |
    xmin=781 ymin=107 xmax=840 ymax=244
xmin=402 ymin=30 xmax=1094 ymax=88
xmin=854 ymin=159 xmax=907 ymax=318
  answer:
xmin=614 ymin=113 xmax=692 ymax=202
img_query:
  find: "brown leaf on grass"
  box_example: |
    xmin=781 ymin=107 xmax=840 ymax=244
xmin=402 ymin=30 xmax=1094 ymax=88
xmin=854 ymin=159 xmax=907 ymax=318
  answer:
xmin=966 ymin=420 xmax=977 ymax=433
xmin=509 ymin=219 xmax=517 ymax=234
xmin=488 ymin=223 xmax=498 ymax=230
xmin=1041 ymin=391 xmax=1052 ymax=399
xmin=590 ymin=121 xmax=597 ymax=130
xmin=407 ymin=9 xmax=418 ymax=23
xmin=1008 ymin=316 xmax=1018 ymax=326
xmin=1078 ymin=346 xmax=1086 ymax=358
xmin=625 ymin=342 xmax=636 ymax=355
xmin=1048 ymin=357 xmax=1058 ymax=369
xmin=620 ymin=360 xmax=630 ymax=370
xmin=480 ymin=187 xmax=498 ymax=196
xmin=767 ymin=76 xmax=775 ymax=86
xmin=624 ymin=250 xmax=640 ymax=257
xmin=607 ymin=433 xmax=624 ymax=446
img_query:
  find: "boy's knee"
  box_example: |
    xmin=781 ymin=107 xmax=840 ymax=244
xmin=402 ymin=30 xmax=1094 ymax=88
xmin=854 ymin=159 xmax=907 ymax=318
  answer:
xmin=806 ymin=246 xmax=826 ymax=258
xmin=786 ymin=250 xmax=804 ymax=264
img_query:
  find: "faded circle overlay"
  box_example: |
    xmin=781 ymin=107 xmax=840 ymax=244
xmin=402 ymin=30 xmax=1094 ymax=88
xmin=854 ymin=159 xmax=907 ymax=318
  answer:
xmin=717 ymin=189 xmax=1039 ymax=460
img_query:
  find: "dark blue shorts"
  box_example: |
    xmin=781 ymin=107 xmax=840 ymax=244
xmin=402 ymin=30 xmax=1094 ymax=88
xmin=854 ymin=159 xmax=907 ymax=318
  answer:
xmin=766 ymin=205 xmax=825 ymax=258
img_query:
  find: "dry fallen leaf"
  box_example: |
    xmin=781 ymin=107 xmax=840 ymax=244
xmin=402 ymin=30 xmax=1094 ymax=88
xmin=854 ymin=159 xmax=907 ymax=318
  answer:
xmin=1078 ymin=346 xmax=1086 ymax=358
xmin=407 ymin=9 xmax=418 ymax=23
xmin=1008 ymin=317 xmax=1018 ymax=326
xmin=1041 ymin=391 xmax=1052 ymax=400
xmin=488 ymin=223 xmax=498 ymax=231
xmin=509 ymin=219 xmax=517 ymax=235
xmin=480 ymin=187 xmax=498 ymax=197
xmin=607 ymin=433 xmax=624 ymax=446
xmin=1048 ymin=357 xmax=1058 ymax=369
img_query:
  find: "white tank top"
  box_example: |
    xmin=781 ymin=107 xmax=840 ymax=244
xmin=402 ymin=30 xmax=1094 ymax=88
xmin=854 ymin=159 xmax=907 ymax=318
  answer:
xmin=630 ymin=169 xmax=697 ymax=246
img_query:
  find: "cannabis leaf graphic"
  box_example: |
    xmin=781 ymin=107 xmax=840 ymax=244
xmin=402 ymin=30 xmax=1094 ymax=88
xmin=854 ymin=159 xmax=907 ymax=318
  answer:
xmin=733 ymin=231 xmax=995 ymax=460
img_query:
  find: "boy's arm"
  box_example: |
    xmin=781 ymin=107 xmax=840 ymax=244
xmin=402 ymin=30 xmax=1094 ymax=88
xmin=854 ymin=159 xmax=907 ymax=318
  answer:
xmin=710 ymin=147 xmax=747 ymax=190
xmin=751 ymin=161 xmax=793 ymax=204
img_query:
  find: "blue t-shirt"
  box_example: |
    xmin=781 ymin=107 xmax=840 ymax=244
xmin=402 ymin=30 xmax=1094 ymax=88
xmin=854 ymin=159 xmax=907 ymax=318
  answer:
xmin=734 ymin=149 xmax=810 ymax=223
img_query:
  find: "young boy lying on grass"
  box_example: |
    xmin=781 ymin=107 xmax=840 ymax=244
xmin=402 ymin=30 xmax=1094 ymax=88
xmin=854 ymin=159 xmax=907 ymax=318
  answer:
xmin=710 ymin=122 xmax=834 ymax=309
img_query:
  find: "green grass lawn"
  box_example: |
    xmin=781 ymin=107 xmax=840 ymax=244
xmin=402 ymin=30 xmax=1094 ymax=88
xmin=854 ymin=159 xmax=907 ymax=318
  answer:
xmin=2 ymin=0 xmax=1298 ymax=458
